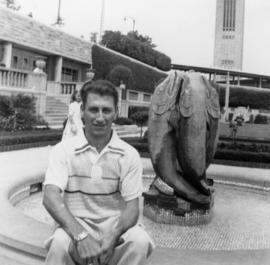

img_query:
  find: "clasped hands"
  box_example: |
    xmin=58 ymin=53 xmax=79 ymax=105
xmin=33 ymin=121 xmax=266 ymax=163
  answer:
xmin=69 ymin=232 xmax=119 ymax=265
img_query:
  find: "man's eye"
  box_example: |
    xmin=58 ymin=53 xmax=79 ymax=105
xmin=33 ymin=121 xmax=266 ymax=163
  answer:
xmin=103 ymin=109 xmax=111 ymax=114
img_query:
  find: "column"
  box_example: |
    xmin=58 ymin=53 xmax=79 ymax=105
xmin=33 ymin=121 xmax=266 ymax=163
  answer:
xmin=224 ymin=71 xmax=230 ymax=121
xmin=237 ymin=75 xmax=240 ymax=86
xmin=54 ymin=56 xmax=63 ymax=82
xmin=259 ymin=78 xmax=262 ymax=88
xmin=2 ymin=42 xmax=12 ymax=68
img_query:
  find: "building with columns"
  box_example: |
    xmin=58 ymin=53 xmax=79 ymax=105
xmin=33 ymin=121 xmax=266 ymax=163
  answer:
xmin=0 ymin=7 xmax=158 ymax=126
xmin=0 ymin=7 xmax=94 ymax=127
xmin=214 ymin=0 xmax=245 ymax=71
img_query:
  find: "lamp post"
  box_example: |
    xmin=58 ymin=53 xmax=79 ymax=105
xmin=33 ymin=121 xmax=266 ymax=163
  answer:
xmin=124 ymin=16 xmax=135 ymax=32
xmin=99 ymin=0 xmax=106 ymax=43
xmin=52 ymin=0 xmax=64 ymax=26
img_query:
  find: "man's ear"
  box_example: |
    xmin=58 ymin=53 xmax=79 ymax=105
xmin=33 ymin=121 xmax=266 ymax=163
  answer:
xmin=114 ymin=106 xmax=119 ymax=120
xmin=80 ymin=105 xmax=84 ymax=118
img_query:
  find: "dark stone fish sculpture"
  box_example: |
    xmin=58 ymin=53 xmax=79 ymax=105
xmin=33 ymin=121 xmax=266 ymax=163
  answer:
xmin=146 ymin=70 xmax=220 ymax=209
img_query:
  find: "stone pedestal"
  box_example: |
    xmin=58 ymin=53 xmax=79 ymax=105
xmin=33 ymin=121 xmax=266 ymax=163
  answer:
xmin=143 ymin=185 xmax=214 ymax=226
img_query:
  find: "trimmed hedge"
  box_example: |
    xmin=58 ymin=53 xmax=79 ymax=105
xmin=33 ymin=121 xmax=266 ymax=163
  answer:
xmin=219 ymin=85 xmax=270 ymax=110
xmin=123 ymin=138 xmax=270 ymax=164
xmin=214 ymin=149 xmax=270 ymax=163
xmin=0 ymin=129 xmax=62 ymax=146
xmin=92 ymin=44 xmax=167 ymax=94
xmin=114 ymin=117 xmax=134 ymax=125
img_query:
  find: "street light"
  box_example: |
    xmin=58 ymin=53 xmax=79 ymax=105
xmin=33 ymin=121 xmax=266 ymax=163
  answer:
xmin=99 ymin=0 xmax=106 ymax=43
xmin=124 ymin=16 xmax=135 ymax=32
xmin=53 ymin=0 xmax=64 ymax=26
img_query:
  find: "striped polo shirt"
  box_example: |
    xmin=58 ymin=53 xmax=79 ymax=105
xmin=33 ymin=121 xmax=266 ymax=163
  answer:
xmin=44 ymin=130 xmax=143 ymax=220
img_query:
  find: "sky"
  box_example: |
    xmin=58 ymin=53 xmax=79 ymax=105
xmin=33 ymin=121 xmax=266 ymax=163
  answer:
xmin=13 ymin=0 xmax=270 ymax=75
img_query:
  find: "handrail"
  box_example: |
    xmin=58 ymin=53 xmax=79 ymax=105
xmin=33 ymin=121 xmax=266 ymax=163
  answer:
xmin=0 ymin=67 xmax=28 ymax=88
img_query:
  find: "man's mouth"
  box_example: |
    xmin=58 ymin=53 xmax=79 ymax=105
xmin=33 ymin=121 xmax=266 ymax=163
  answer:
xmin=93 ymin=124 xmax=106 ymax=128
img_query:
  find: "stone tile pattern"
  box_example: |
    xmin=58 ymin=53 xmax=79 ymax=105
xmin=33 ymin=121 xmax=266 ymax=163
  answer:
xmin=17 ymin=180 xmax=270 ymax=250
xmin=0 ymin=8 xmax=92 ymax=63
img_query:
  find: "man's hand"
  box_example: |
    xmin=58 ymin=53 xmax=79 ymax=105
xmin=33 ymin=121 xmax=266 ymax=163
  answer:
xmin=69 ymin=234 xmax=102 ymax=265
xmin=98 ymin=233 xmax=120 ymax=265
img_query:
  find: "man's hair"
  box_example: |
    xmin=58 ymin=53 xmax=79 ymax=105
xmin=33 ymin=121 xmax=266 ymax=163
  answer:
xmin=80 ymin=79 xmax=118 ymax=108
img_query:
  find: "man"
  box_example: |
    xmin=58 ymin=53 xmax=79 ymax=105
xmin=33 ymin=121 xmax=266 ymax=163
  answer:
xmin=43 ymin=80 xmax=154 ymax=265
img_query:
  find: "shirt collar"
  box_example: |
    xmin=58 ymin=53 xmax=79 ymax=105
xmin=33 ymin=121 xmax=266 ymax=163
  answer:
xmin=74 ymin=129 xmax=125 ymax=155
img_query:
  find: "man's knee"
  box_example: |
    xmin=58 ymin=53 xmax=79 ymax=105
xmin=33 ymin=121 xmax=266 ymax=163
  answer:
xmin=124 ymin=225 xmax=155 ymax=257
xmin=48 ymin=228 xmax=71 ymax=254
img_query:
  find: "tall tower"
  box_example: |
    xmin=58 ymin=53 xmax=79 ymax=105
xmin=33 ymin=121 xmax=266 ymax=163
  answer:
xmin=213 ymin=0 xmax=245 ymax=70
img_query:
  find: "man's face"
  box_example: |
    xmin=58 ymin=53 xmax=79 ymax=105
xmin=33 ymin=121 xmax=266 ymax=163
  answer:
xmin=82 ymin=92 xmax=117 ymax=138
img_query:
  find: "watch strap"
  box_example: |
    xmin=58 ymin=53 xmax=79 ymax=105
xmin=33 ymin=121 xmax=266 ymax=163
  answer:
xmin=73 ymin=231 xmax=89 ymax=244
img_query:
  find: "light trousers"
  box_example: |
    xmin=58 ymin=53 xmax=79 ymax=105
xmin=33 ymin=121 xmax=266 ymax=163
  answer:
xmin=45 ymin=217 xmax=155 ymax=265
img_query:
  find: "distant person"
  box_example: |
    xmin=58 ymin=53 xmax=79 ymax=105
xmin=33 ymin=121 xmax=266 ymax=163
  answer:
xmin=43 ymin=80 xmax=154 ymax=265
xmin=62 ymin=90 xmax=84 ymax=140
xmin=229 ymin=119 xmax=238 ymax=141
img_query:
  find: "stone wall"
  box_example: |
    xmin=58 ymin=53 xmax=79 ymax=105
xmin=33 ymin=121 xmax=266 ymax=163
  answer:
xmin=0 ymin=7 xmax=92 ymax=64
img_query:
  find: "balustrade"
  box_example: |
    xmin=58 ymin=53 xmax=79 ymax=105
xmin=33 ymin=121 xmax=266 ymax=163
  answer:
xmin=61 ymin=82 xmax=76 ymax=94
xmin=0 ymin=67 xmax=28 ymax=88
xmin=60 ymin=82 xmax=83 ymax=95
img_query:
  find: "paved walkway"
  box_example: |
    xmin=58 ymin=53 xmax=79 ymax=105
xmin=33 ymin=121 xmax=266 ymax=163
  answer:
xmin=1 ymin=146 xmax=270 ymax=264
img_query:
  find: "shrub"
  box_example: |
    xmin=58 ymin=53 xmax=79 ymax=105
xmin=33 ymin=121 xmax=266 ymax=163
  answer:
xmin=128 ymin=106 xmax=149 ymax=118
xmin=0 ymin=129 xmax=62 ymax=146
xmin=0 ymin=94 xmax=37 ymax=131
xmin=114 ymin=117 xmax=134 ymax=125
xmin=254 ymin=114 xmax=268 ymax=124
xmin=130 ymin=111 xmax=149 ymax=137
xmin=107 ymin=64 xmax=134 ymax=88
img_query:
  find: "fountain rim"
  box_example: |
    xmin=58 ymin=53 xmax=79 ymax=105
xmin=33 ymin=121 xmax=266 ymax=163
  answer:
xmin=0 ymin=146 xmax=270 ymax=264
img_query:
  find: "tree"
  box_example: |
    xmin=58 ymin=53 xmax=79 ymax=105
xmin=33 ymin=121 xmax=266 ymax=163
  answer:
xmin=0 ymin=94 xmax=37 ymax=131
xmin=127 ymin=31 xmax=156 ymax=48
xmin=107 ymin=65 xmax=134 ymax=89
xmin=101 ymin=30 xmax=171 ymax=71
xmin=101 ymin=30 xmax=123 ymax=51
xmin=130 ymin=111 xmax=149 ymax=138
xmin=2 ymin=0 xmax=20 ymax=10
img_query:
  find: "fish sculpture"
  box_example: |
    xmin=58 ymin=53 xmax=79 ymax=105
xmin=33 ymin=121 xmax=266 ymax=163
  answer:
xmin=146 ymin=70 xmax=220 ymax=211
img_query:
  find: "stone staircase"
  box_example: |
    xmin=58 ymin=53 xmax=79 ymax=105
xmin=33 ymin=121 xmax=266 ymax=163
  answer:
xmin=45 ymin=96 xmax=69 ymax=129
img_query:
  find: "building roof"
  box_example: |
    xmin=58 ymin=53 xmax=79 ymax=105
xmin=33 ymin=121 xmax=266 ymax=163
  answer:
xmin=171 ymin=64 xmax=270 ymax=80
xmin=0 ymin=7 xmax=92 ymax=64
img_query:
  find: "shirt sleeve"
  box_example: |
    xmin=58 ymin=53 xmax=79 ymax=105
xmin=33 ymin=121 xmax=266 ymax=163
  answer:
xmin=120 ymin=149 xmax=143 ymax=201
xmin=43 ymin=143 xmax=69 ymax=192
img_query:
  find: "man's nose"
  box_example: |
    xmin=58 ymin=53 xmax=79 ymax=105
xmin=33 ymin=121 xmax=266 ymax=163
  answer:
xmin=96 ymin=110 xmax=105 ymax=121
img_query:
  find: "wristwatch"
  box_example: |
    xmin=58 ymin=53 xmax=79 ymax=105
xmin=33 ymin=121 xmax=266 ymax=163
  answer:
xmin=73 ymin=231 xmax=89 ymax=244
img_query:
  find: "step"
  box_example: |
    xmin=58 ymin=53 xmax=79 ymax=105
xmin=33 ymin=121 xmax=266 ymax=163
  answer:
xmin=46 ymin=112 xmax=67 ymax=116
xmin=45 ymin=104 xmax=67 ymax=109
xmin=0 ymin=245 xmax=44 ymax=265
xmin=45 ymin=103 xmax=67 ymax=107
xmin=48 ymin=124 xmax=63 ymax=129
xmin=46 ymin=119 xmax=66 ymax=124
xmin=47 ymin=119 xmax=64 ymax=124
xmin=45 ymin=112 xmax=67 ymax=117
